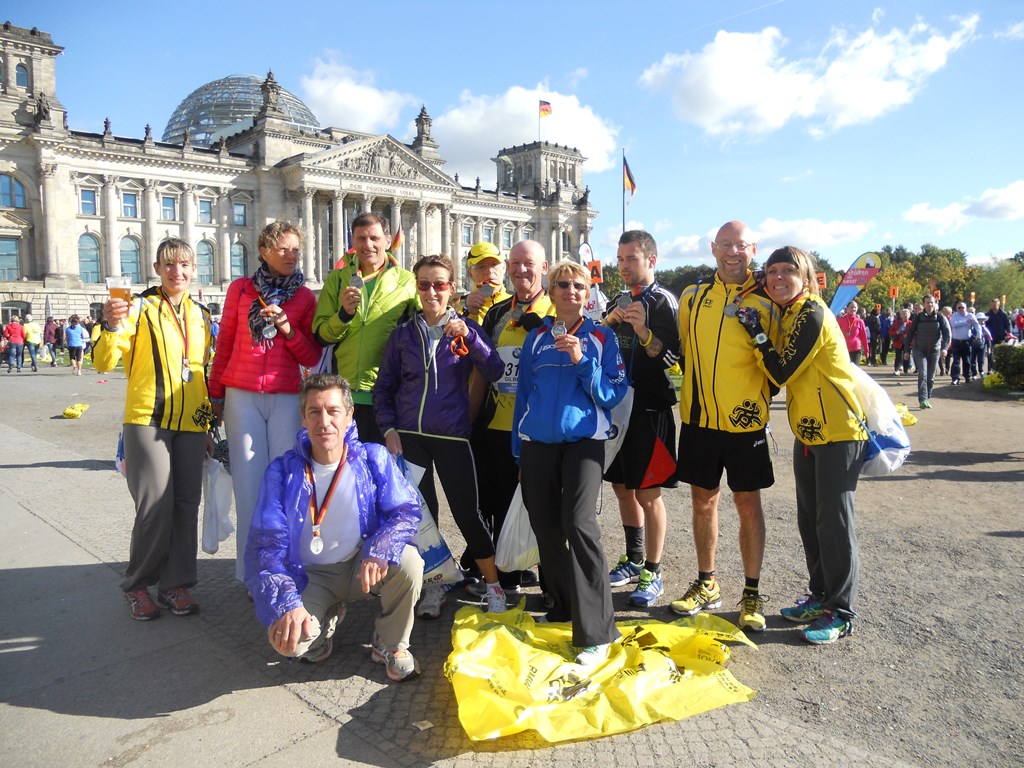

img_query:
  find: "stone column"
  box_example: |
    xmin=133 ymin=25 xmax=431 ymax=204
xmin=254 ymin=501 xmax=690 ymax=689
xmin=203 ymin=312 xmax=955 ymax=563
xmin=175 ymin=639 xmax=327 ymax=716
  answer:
xmin=102 ymin=176 xmax=119 ymax=277
xmin=440 ymin=205 xmax=451 ymax=259
xmin=40 ymin=163 xmax=62 ymax=276
xmin=390 ymin=198 xmax=403 ymax=266
xmin=302 ymin=187 xmax=316 ymax=278
xmin=416 ymin=201 xmax=428 ymax=257
xmin=361 ymin=194 xmax=374 ymax=213
xmin=144 ymin=180 xmax=160 ymax=280
xmin=332 ymin=191 xmax=346 ymax=266
xmin=217 ymin=189 xmax=231 ymax=285
xmin=182 ymin=184 xmax=196 ymax=251
xmin=451 ymin=214 xmax=465 ymax=290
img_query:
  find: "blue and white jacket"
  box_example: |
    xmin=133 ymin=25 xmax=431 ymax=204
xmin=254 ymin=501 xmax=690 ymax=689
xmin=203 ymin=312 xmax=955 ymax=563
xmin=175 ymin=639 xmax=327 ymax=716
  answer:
xmin=511 ymin=316 xmax=628 ymax=458
xmin=244 ymin=425 xmax=422 ymax=627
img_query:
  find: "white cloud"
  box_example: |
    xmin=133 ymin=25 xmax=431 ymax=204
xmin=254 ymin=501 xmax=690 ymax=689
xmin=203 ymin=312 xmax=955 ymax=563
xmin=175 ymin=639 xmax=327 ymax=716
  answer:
xmin=903 ymin=180 xmax=1024 ymax=234
xmin=566 ymin=68 xmax=588 ymax=89
xmin=300 ymin=54 xmax=417 ymax=134
xmin=431 ymin=86 xmax=619 ymax=185
xmin=995 ymin=21 xmax=1024 ymax=40
xmin=639 ymin=14 xmax=979 ymax=139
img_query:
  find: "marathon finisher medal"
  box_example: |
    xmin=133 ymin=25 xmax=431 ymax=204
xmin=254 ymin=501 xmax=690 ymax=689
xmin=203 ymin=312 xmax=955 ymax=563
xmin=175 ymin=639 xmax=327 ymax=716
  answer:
xmin=181 ymin=360 xmax=193 ymax=382
xmin=262 ymin=320 xmax=278 ymax=339
xmin=428 ymin=324 xmax=445 ymax=341
xmin=478 ymin=284 xmax=494 ymax=298
xmin=310 ymin=529 xmax=324 ymax=555
xmin=551 ymin=321 xmax=567 ymax=338
xmin=350 ymin=273 xmax=365 ymax=290
xmin=616 ymin=294 xmax=632 ymax=310
xmin=510 ymin=306 xmax=524 ymax=323
xmin=724 ymin=303 xmax=739 ymax=317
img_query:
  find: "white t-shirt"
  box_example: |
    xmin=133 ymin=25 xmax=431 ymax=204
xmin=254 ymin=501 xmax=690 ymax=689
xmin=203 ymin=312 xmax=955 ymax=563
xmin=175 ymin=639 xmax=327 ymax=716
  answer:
xmin=299 ymin=459 xmax=362 ymax=566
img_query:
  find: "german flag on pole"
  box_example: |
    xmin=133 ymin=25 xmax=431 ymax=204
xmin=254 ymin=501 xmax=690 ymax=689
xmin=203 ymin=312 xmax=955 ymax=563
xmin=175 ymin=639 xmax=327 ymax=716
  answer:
xmin=539 ymin=100 xmax=552 ymax=117
xmin=623 ymin=156 xmax=637 ymax=202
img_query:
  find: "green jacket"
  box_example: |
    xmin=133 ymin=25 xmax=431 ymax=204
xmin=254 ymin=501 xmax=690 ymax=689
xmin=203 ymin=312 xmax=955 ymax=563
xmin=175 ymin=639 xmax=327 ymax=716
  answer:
xmin=313 ymin=259 xmax=419 ymax=397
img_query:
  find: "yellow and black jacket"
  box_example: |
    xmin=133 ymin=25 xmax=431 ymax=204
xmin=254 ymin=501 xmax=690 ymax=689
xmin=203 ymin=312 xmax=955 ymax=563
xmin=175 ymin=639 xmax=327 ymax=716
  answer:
xmin=93 ymin=287 xmax=213 ymax=432
xmin=678 ymin=271 xmax=781 ymax=433
xmin=752 ymin=293 xmax=867 ymax=445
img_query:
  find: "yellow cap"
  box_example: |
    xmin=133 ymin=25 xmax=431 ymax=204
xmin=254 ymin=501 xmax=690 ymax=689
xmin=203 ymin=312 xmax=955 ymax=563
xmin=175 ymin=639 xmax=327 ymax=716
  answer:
xmin=467 ymin=242 xmax=501 ymax=267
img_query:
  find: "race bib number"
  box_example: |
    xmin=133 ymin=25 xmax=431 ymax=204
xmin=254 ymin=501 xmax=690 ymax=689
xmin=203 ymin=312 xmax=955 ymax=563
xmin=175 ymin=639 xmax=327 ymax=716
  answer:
xmin=496 ymin=346 xmax=521 ymax=395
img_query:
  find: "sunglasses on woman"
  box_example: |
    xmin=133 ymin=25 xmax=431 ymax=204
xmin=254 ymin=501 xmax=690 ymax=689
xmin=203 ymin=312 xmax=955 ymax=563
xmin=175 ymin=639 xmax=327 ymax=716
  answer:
xmin=416 ymin=280 xmax=452 ymax=292
xmin=554 ymin=280 xmax=587 ymax=291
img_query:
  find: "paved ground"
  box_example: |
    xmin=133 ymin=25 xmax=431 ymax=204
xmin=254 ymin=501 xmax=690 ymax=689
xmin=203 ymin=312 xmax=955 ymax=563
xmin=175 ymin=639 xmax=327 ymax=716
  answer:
xmin=1 ymin=355 xmax=1022 ymax=767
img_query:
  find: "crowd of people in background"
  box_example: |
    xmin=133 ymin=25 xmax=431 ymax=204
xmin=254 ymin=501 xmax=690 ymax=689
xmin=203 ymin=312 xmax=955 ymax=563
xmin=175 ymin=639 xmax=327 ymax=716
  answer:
xmin=10 ymin=216 xmax=1022 ymax=682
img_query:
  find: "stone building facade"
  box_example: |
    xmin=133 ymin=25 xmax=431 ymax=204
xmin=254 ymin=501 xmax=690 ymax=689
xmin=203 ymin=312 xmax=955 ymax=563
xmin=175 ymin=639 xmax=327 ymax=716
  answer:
xmin=0 ymin=22 xmax=596 ymax=322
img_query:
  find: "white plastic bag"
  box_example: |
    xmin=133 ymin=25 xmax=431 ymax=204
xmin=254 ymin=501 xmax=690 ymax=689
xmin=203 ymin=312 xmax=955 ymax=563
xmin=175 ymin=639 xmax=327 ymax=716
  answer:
xmin=399 ymin=457 xmax=463 ymax=587
xmin=495 ymin=485 xmax=540 ymax=572
xmin=849 ymin=366 xmax=911 ymax=476
xmin=202 ymin=456 xmax=235 ymax=554
xmin=604 ymin=386 xmax=635 ymax=471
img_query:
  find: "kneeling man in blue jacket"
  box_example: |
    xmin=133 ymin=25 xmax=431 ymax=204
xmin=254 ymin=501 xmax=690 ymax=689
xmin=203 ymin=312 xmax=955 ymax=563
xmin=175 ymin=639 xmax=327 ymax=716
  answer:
xmin=245 ymin=373 xmax=424 ymax=682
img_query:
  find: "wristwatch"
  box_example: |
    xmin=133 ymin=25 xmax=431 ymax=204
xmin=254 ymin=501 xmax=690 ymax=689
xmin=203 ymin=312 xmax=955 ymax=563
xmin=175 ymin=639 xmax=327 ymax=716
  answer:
xmin=753 ymin=332 xmax=768 ymax=346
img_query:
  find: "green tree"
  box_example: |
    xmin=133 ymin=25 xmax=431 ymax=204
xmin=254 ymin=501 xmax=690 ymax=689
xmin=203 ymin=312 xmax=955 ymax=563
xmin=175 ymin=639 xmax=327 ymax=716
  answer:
xmin=969 ymin=259 xmax=1024 ymax=311
xmin=600 ymin=264 xmax=623 ymax=296
xmin=656 ymin=264 xmax=716 ymax=297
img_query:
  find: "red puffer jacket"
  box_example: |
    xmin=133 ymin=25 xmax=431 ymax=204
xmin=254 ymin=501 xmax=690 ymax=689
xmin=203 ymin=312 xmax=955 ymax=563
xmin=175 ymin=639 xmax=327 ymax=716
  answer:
xmin=208 ymin=277 xmax=323 ymax=399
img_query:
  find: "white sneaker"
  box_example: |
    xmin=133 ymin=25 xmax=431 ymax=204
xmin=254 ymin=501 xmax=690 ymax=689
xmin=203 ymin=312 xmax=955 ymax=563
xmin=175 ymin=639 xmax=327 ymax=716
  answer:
xmin=484 ymin=586 xmax=507 ymax=613
xmin=417 ymin=584 xmax=446 ymax=620
xmin=574 ymin=643 xmax=610 ymax=666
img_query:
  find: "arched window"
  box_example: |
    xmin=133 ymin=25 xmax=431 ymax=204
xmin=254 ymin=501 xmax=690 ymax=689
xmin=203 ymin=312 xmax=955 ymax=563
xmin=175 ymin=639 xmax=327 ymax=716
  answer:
xmin=0 ymin=175 xmax=26 ymax=208
xmin=196 ymin=240 xmax=214 ymax=285
xmin=15 ymin=64 xmax=29 ymax=88
xmin=230 ymin=242 xmax=247 ymax=279
xmin=78 ymin=234 xmax=101 ymax=283
xmin=119 ymin=237 xmax=141 ymax=284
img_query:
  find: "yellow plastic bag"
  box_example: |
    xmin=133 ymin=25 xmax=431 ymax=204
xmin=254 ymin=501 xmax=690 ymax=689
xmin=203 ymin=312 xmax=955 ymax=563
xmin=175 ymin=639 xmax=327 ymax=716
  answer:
xmin=63 ymin=403 xmax=90 ymax=419
xmin=445 ymin=604 xmax=756 ymax=742
xmin=894 ymin=402 xmax=918 ymax=426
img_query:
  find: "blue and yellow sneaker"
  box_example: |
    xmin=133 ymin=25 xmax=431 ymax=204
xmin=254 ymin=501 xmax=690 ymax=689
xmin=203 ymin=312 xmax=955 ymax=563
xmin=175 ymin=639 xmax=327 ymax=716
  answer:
xmin=780 ymin=594 xmax=826 ymax=623
xmin=628 ymin=569 xmax=664 ymax=607
xmin=608 ymin=555 xmax=643 ymax=587
xmin=801 ymin=611 xmax=853 ymax=645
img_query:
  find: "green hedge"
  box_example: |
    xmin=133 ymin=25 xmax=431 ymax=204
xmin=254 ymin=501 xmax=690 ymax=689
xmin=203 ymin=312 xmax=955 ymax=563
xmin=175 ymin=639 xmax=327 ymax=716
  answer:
xmin=993 ymin=344 xmax=1024 ymax=391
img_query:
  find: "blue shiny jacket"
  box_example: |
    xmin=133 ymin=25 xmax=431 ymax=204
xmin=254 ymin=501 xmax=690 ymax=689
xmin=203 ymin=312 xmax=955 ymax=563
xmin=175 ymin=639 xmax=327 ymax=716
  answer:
xmin=244 ymin=425 xmax=422 ymax=627
xmin=511 ymin=316 xmax=628 ymax=458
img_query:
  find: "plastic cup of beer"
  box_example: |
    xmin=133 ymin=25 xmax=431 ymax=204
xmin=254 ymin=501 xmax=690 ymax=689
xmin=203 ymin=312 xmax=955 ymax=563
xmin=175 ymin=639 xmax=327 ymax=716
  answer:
xmin=106 ymin=275 xmax=132 ymax=302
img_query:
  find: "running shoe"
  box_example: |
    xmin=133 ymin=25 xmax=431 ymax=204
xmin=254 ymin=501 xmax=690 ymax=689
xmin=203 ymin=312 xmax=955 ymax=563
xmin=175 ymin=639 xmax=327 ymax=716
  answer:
xmin=669 ymin=578 xmax=722 ymax=616
xmin=484 ymin=586 xmax=507 ymax=613
xmin=371 ymin=633 xmax=421 ymax=682
xmin=417 ymin=584 xmax=447 ymax=620
xmin=780 ymin=594 xmax=825 ymax=623
xmin=608 ymin=555 xmax=643 ymax=587
xmin=628 ymin=569 xmax=664 ymax=607
xmin=574 ymin=643 xmax=610 ymax=666
xmin=156 ymin=586 xmax=199 ymax=616
xmin=801 ymin=611 xmax=853 ymax=645
xmin=125 ymin=588 xmax=160 ymax=621
xmin=737 ymin=591 xmax=769 ymax=632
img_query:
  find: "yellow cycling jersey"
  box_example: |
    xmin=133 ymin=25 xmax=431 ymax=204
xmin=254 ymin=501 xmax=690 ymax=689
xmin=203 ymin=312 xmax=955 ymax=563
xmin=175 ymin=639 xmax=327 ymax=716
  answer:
xmin=93 ymin=287 xmax=213 ymax=432
xmin=678 ymin=271 xmax=781 ymax=433
xmin=481 ymin=292 xmax=555 ymax=432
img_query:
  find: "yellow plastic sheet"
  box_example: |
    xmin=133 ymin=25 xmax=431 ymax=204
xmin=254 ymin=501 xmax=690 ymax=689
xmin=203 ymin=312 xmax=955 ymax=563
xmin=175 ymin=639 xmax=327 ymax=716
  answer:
xmin=894 ymin=402 xmax=918 ymax=426
xmin=62 ymin=403 xmax=90 ymax=419
xmin=444 ymin=604 xmax=756 ymax=742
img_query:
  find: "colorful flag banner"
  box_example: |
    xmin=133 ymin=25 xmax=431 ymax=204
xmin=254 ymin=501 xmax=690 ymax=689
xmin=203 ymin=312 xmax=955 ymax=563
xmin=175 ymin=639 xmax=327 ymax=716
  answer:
xmin=389 ymin=223 xmax=403 ymax=256
xmin=623 ymin=157 xmax=637 ymax=202
xmin=828 ymin=253 xmax=881 ymax=315
xmin=539 ymin=100 xmax=552 ymax=117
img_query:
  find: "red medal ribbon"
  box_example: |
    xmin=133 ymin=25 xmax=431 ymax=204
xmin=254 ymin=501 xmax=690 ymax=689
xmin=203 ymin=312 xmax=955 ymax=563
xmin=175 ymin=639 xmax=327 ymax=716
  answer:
xmin=304 ymin=445 xmax=349 ymax=538
xmin=159 ymin=290 xmax=190 ymax=366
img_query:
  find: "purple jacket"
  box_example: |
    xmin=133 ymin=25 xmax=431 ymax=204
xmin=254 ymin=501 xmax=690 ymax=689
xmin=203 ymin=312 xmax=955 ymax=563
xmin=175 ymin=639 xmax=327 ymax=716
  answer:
xmin=244 ymin=426 xmax=422 ymax=627
xmin=374 ymin=312 xmax=502 ymax=440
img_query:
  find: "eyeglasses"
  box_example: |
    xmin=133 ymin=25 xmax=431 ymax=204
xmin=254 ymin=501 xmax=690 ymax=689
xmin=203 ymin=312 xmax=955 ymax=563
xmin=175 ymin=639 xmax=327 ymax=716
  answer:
xmin=956 ymin=305 xmax=966 ymax=309
xmin=416 ymin=280 xmax=451 ymax=292
xmin=714 ymin=242 xmax=754 ymax=253
xmin=554 ymin=280 xmax=587 ymax=292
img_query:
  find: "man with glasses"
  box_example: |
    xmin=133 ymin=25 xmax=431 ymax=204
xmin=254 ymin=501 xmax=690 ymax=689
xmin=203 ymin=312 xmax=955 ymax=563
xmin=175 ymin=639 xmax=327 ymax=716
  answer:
xmin=671 ymin=220 xmax=780 ymax=634
xmin=313 ymin=212 xmax=418 ymax=444
xmin=602 ymin=230 xmax=681 ymax=608
xmin=468 ymin=240 xmax=553 ymax=596
xmin=948 ymin=301 xmax=981 ymax=384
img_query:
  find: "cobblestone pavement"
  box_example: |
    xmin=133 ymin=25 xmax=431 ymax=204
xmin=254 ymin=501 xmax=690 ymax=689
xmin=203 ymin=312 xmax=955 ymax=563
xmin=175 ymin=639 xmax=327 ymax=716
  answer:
xmin=1 ymin=359 xmax=1020 ymax=766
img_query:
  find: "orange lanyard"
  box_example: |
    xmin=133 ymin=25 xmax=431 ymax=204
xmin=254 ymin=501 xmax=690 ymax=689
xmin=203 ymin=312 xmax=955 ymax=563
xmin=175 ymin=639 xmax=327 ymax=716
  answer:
xmin=304 ymin=446 xmax=348 ymax=540
xmin=509 ymin=291 xmax=544 ymax=327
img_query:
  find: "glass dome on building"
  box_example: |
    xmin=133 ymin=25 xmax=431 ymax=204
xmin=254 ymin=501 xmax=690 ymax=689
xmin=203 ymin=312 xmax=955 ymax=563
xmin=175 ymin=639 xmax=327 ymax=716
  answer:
xmin=162 ymin=74 xmax=320 ymax=147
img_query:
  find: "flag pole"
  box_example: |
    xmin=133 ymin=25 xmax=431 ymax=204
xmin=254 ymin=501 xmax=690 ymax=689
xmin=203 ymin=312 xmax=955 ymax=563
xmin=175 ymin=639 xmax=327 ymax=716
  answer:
xmin=622 ymin=149 xmax=626 ymax=233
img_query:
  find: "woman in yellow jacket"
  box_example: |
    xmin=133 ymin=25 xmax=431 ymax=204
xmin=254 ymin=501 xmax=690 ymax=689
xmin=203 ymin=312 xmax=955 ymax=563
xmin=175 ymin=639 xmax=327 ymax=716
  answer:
xmin=736 ymin=246 xmax=867 ymax=645
xmin=94 ymin=238 xmax=213 ymax=621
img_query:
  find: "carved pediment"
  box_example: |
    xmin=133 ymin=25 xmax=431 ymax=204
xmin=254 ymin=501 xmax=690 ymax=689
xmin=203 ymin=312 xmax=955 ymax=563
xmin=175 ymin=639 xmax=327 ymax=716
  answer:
xmin=0 ymin=209 xmax=33 ymax=233
xmin=303 ymin=136 xmax=453 ymax=187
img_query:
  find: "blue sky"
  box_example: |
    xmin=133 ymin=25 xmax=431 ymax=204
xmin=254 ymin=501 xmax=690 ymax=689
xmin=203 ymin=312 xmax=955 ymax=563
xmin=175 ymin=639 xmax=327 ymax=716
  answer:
xmin=14 ymin=1 xmax=1024 ymax=269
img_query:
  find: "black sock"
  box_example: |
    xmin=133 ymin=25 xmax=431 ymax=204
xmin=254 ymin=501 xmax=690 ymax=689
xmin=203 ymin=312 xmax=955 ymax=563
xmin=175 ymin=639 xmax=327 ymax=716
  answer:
xmin=645 ymin=561 xmax=660 ymax=574
xmin=744 ymin=577 xmax=760 ymax=592
xmin=698 ymin=571 xmax=715 ymax=584
xmin=624 ymin=525 xmax=644 ymax=565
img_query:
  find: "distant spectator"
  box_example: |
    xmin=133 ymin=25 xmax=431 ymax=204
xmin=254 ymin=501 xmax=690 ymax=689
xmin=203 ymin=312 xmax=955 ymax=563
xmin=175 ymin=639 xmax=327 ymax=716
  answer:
xmin=44 ymin=316 xmax=59 ymax=368
xmin=836 ymin=301 xmax=868 ymax=365
xmin=986 ymin=299 xmax=1012 ymax=345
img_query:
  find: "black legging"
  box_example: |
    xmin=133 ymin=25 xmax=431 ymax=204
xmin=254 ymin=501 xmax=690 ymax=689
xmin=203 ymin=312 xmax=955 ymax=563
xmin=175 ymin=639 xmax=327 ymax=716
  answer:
xmin=399 ymin=432 xmax=495 ymax=559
